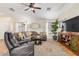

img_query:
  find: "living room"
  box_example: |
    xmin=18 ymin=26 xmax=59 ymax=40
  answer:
xmin=0 ymin=3 xmax=79 ymax=56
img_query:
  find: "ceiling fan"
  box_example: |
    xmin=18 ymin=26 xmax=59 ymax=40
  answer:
xmin=22 ymin=3 xmax=41 ymax=13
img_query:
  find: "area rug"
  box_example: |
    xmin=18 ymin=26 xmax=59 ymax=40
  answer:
xmin=34 ymin=40 xmax=69 ymax=56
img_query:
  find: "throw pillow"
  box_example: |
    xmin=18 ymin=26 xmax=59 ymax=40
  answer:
xmin=18 ymin=32 xmax=24 ymax=40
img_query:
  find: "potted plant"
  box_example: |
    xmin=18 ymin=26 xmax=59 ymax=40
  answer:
xmin=51 ymin=20 xmax=59 ymax=40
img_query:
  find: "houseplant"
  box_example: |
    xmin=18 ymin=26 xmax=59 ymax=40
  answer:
xmin=51 ymin=20 xmax=59 ymax=40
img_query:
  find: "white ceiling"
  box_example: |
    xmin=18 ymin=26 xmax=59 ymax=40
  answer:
xmin=0 ymin=3 xmax=75 ymax=19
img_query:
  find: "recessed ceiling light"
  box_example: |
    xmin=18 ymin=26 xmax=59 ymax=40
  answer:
xmin=47 ymin=8 xmax=51 ymax=11
xmin=9 ymin=8 xmax=15 ymax=12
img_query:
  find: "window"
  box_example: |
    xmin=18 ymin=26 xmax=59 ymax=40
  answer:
xmin=16 ymin=22 xmax=25 ymax=32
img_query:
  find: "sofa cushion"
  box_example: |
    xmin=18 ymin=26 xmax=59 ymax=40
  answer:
xmin=14 ymin=32 xmax=25 ymax=41
xmin=5 ymin=32 xmax=20 ymax=49
xmin=14 ymin=32 xmax=31 ymax=45
xmin=11 ymin=42 xmax=34 ymax=56
xmin=10 ymin=33 xmax=20 ymax=47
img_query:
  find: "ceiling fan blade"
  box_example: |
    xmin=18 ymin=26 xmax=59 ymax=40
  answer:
xmin=21 ymin=3 xmax=29 ymax=6
xmin=32 ymin=10 xmax=35 ymax=13
xmin=33 ymin=7 xmax=41 ymax=9
xmin=24 ymin=8 xmax=29 ymax=11
xmin=30 ymin=3 xmax=35 ymax=6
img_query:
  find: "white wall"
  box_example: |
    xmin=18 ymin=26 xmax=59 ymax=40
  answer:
xmin=27 ymin=19 xmax=46 ymax=32
xmin=0 ymin=17 xmax=11 ymax=39
xmin=15 ymin=17 xmax=46 ymax=32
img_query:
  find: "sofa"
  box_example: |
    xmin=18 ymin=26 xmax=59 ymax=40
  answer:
xmin=4 ymin=32 xmax=34 ymax=56
xmin=30 ymin=31 xmax=47 ymax=41
xmin=40 ymin=32 xmax=47 ymax=41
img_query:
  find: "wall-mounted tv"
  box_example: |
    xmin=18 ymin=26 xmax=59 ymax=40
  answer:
xmin=64 ymin=16 xmax=79 ymax=32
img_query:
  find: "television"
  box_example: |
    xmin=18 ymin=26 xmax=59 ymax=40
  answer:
xmin=64 ymin=16 xmax=79 ymax=32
